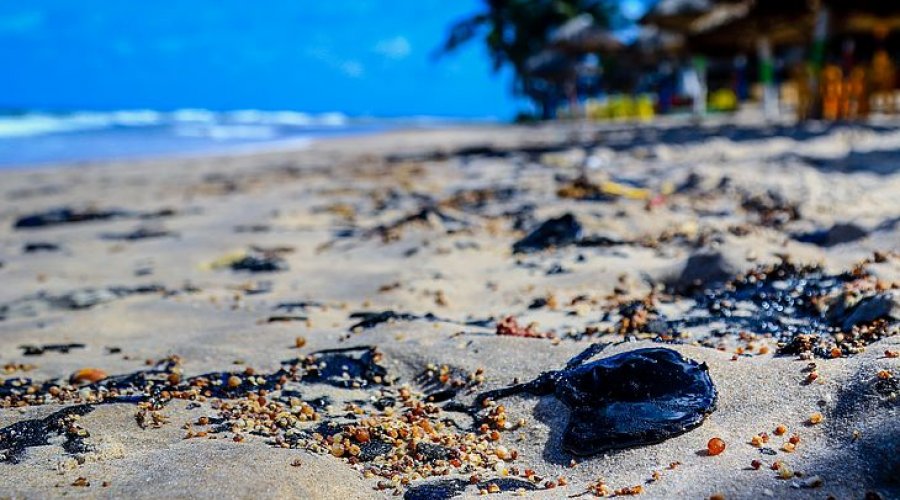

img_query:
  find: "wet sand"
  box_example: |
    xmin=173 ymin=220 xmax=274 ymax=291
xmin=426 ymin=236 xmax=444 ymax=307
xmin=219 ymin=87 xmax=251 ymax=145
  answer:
xmin=0 ymin=118 xmax=898 ymax=499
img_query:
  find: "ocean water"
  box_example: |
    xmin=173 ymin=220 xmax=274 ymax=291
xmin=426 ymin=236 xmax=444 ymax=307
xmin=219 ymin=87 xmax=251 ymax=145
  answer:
xmin=0 ymin=110 xmax=398 ymax=168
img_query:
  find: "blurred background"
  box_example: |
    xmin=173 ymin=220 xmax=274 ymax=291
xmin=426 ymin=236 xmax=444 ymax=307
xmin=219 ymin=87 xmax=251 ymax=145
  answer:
xmin=2 ymin=1 xmax=898 ymax=165
xmin=0 ymin=0 xmax=520 ymax=165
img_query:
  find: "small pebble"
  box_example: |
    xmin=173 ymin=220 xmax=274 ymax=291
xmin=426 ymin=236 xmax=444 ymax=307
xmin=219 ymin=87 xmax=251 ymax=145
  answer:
xmin=70 ymin=368 xmax=108 ymax=385
xmin=707 ymin=437 xmax=726 ymax=456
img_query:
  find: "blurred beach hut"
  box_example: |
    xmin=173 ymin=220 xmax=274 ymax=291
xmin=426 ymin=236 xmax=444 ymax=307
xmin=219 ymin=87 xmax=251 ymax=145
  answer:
xmin=825 ymin=1 xmax=900 ymax=46
xmin=686 ymin=1 xmax=813 ymax=56
xmin=642 ymin=0 xmax=722 ymax=32
xmin=643 ymin=0 xmax=812 ymax=54
xmin=549 ymin=14 xmax=623 ymax=54
xmin=683 ymin=0 xmax=815 ymax=118
xmin=639 ymin=1 xmax=736 ymax=115
xmin=824 ymin=1 xmax=900 ymax=115
xmin=641 ymin=0 xmax=900 ymax=119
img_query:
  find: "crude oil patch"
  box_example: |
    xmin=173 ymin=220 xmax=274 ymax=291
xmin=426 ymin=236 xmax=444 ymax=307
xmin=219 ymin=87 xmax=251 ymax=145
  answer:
xmin=404 ymin=477 xmax=536 ymax=500
xmin=616 ymin=262 xmax=898 ymax=358
xmin=0 ymin=405 xmax=94 ymax=463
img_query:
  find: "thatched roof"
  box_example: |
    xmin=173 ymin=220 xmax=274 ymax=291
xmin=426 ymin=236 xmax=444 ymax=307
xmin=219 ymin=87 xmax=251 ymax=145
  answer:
xmin=833 ymin=14 xmax=900 ymax=36
xmin=642 ymin=0 xmax=900 ymax=56
xmin=685 ymin=0 xmax=814 ymax=55
xmin=642 ymin=0 xmax=716 ymax=31
xmin=826 ymin=1 xmax=900 ymax=36
xmin=550 ymin=14 xmax=622 ymax=53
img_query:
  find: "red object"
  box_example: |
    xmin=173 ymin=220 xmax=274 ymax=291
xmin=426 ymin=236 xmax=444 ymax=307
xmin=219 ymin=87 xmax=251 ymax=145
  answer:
xmin=496 ymin=316 xmax=552 ymax=339
xmin=707 ymin=437 xmax=726 ymax=456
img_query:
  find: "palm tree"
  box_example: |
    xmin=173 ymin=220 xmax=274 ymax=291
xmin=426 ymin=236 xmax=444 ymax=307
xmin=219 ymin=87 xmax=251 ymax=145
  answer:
xmin=438 ymin=0 xmax=617 ymax=119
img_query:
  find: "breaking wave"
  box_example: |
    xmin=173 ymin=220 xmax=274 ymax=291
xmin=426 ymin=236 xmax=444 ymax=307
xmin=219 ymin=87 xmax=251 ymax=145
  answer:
xmin=0 ymin=109 xmax=350 ymax=139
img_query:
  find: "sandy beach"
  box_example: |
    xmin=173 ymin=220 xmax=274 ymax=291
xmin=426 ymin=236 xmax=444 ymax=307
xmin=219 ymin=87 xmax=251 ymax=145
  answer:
xmin=0 ymin=118 xmax=898 ymax=499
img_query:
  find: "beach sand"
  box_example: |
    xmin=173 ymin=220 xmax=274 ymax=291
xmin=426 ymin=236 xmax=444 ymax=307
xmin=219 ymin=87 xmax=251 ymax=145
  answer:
xmin=0 ymin=118 xmax=898 ymax=499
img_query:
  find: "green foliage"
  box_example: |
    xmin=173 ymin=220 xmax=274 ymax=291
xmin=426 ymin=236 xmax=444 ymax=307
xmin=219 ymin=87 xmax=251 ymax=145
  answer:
xmin=438 ymin=0 xmax=615 ymax=97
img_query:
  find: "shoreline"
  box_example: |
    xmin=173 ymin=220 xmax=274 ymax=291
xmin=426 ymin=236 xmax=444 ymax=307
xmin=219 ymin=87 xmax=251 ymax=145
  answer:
xmin=0 ymin=109 xmax=886 ymax=176
xmin=0 ymin=114 xmax=508 ymax=172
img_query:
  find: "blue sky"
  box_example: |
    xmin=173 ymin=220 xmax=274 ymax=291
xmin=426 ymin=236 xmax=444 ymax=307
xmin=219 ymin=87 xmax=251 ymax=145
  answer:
xmin=1 ymin=1 xmax=647 ymax=119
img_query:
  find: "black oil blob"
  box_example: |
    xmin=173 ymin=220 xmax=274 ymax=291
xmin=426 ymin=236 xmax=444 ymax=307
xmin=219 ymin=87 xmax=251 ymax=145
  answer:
xmin=479 ymin=347 xmax=716 ymax=456
xmin=423 ymin=388 xmax=458 ymax=403
xmin=101 ymin=227 xmax=175 ymax=241
xmin=274 ymin=301 xmax=326 ymax=312
xmin=14 ymin=208 xmax=129 ymax=229
xmin=512 ymin=213 xmax=582 ymax=253
xmin=301 ymin=346 xmax=388 ymax=389
xmin=415 ymin=443 xmax=454 ymax=463
xmin=349 ymin=310 xmax=420 ymax=330
xmin=266 ymin=315 xmax=308 ymax=323
xmin=528 ymin=297 xmax=550 ymax=309
xmin=347 ymin=310 xmax=492 ymax=331
xmin=576 ymin=233 xmax=627 ymax=247
xmin=229 ymin=253 xmax=288 ymax=272
xmin=545 ymin=263 xmax=570 ymax=275
xmin=20 ymin=343 xmax=85 ymax=356
xmin=0 ymin=405 xmax=95 ymax=463
xmin=357 ymin=439 xmax=394 ymax=461
xmin=187 ymin=348 xmax=388 ymax=397
xmin=667 ymin=263 xmax=846 ymax=338
xmin=89 ymin=357 xmax=186 ymax=402
xmin=404 ymin=478 xmax=536 ymax=500
xmin=404 ymin=479 xmax=468 ymax=500
xmin=23 ymin=242 xmax=60 ymax=253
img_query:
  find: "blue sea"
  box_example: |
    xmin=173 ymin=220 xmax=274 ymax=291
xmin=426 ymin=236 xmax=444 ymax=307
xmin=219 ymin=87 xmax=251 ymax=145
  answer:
xmin=0 ymin=110 xmax=419 ymax=168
